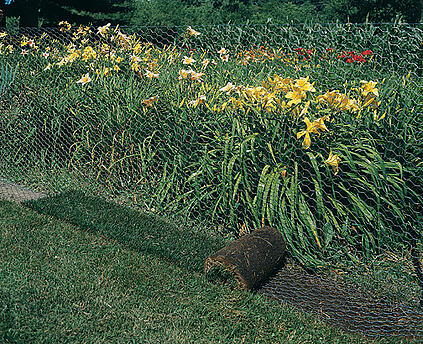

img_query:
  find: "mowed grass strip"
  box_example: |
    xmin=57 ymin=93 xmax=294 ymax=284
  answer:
xmin=0 ymin=198 xmax=405 ymax=343
xmin=24 ymin=190 xmax=228 ymax=273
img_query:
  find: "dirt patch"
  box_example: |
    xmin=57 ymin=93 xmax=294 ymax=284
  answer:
xmin=0 ymin=178 xmax=47 ymax=203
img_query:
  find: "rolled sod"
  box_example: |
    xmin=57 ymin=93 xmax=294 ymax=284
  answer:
xmin=204 ymin=226 xmax=287 ymax=290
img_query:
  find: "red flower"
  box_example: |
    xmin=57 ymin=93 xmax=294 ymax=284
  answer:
xmin=361 ymin=50 xmax=372 ymax=56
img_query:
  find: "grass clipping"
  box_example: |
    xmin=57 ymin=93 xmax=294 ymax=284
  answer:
xmin=205 ymin=227 xmax=287 ymax=290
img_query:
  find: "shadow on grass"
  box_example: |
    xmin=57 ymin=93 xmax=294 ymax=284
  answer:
xmin=23 ymin=190 xmax=228 ymax=273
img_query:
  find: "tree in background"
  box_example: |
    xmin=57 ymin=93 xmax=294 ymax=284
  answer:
xmin=321 ymin=0 xmax=422 ymax=23
xmin=129 ymin=0 xmax=324 ymax=26
xmin=249 ymin=0 xmax=323 ymax=24
xmin=51 ymin=0 xmax=134 ymax=26
xmin=129 ymin=0 xmax=422 ymax=26
xmin=1 ymin=0 xmax=422 ymax=28
xmin=4 ymin=0 xmax=40 ymax=27
xmin=3 ymin=0 xmax=134 ymax=27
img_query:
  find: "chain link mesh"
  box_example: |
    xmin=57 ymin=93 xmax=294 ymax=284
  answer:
xmin=0 ymin=23 xmax=422 ymax=339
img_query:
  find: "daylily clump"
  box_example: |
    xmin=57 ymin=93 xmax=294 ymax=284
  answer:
xmin=3 ymin=21 xmax=414 ymax=270
xmin=4 ymin=22 xmax=384 ymax=182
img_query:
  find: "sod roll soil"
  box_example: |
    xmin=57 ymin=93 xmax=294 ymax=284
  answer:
xmin=204 ymin=226 xmax=287 ymax=290
xmin=205 ymin=227 xmax=423 ymax=340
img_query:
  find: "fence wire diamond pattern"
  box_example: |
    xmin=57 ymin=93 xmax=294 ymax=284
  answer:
xmin=0 ymin=22 xmax=422 ymax=339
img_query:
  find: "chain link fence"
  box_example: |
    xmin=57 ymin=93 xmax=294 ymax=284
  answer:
xmin=0 ymin=22 xmax=422 ymax=339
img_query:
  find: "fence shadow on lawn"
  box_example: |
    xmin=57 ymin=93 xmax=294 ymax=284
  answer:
xmin=23 ymin=190 xmax=423 ymax=341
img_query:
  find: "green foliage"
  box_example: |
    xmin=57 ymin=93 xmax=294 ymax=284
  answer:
xmin=5 ymin=0 xmax=135 ymax=27
xmin=321 ymin=0 xmax=422 ymax=23
xmin=0 ymin=62 xmax=17 ymax=98
xmin=5 ymin=0 xmax=40 ymax=27
xmin=130 ymin=0 xmax=323 ymax=26
xmin=1 ymin=23 xmax=422 ymax=271
xmin=57 ymin=0 xmax=135 ymax=26
xmin=129 ymin=0 xmax=422 ymax=26
xmin=6 ymin=0 xmax=421 ymax=28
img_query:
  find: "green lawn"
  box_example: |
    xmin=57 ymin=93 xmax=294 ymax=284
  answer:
xmin=0 ymin=192 xmax=414 ymax=343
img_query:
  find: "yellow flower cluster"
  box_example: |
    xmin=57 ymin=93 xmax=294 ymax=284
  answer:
xmin=6 ymin=22 xmax=387 ymax=176
xmin=316 ymin=90 xmax=360 ymax=112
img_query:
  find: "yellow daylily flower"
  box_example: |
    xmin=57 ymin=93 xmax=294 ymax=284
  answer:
xmin=201 ymin=59 xmax=210 ymax=67
xmin=300 ymin=100 xmax=311 ymax=116
xmin=343 ymin=97 xmax=360 ymax=112
xmin=130 ymin=54 xmax=141 ymax=63
xmin=219 ymin=82 xmax=235 ymax=94
xmin=267 ymin=75 xmax=293 ymax=93
xmin=360 ymin=80 xmax=379 ymax=97
xmin=296 ymin=117 xmax=315 ymax=149
xmin=235 ymin=85 xmax=245 ymax=95
xmin=296 ymin=116 xmax=329 ymax=149
xmin=297 ymin=131 xmax=312 ymax=149
xmin=145 ymin=70 xmax=159 ymax=78
xmin=76 ymin=73 xmax=92 ymax=85
xmin=317 ymin=90 xmax=360 ymax=112
xmin=82 ymin=46 xmax=96 ymax=61
xmin=313 ymin=115 xmax=329 ymax=134
xmin=178 ymin=69 xmax=192 ymax=80
xmin=187 ymin=26 xmax=201 ymax=37
xmin=218 ymin=48 xmax=227 ymax=55
xmin=59 ymin=21 xmax=71 ymax=31
xmin=148 ymin=61 xmax=158 ymax=69
xmin=220 ymin=54 xmax=229 ymax=62
xmin=183 ymin=56 xmax=195 ymax=65
xmin=97 ymin=23 xmax=111 ymax=36
xmin=228 ymin=97 xmax=245 ymax=110
xmin=294 ymin=76 xmax=316 ymax=92
xmin=316 ymin=90 xmax=340 ymax=105
xmin=131 ymin=62 xmax=140 ymax=72
xmin=190 ymin=71 xmax=204 ymax=82
xmin=243 ymin=86 xmax=270 ymax=103
xmin=285 ymin=88 xmax=305 ymax=106
xmin=325 ymin=150 xmax=341 ymax=175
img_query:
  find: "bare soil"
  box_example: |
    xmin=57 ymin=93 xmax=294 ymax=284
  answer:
xmin=0 ymin=178 xmax=47 ymax=203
